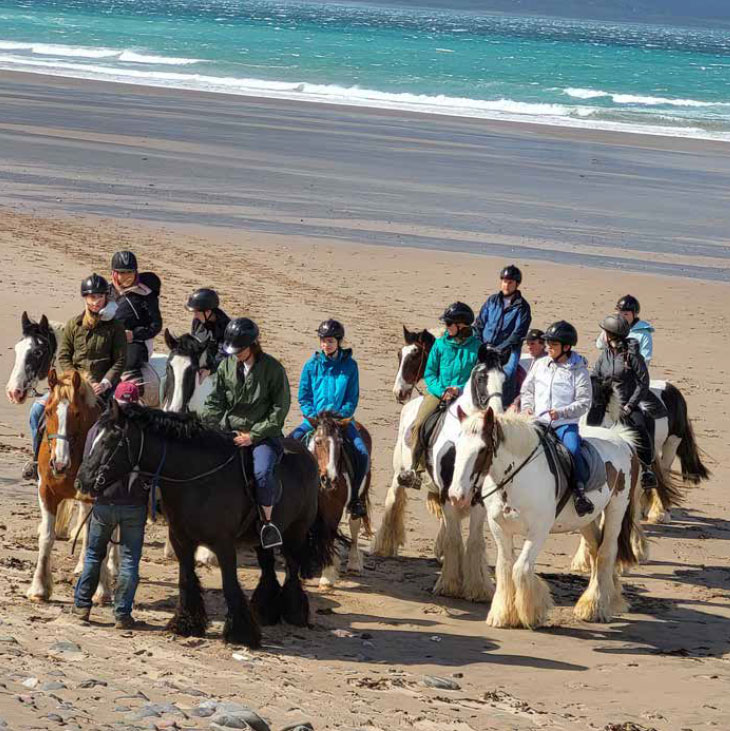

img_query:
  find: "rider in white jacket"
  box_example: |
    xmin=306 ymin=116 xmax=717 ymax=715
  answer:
xmin=521 ymin=320 xmax=593 ymax=516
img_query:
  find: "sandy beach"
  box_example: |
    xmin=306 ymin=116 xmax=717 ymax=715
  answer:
xmin=0 ymin=72 xmax=729 ymax=731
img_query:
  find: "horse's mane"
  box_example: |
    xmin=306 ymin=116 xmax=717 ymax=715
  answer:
xmin=52 ymin=371 xmax=98 ymax=411
xmin=462 ymin=410 xmax=539 ymax=455
xmin=113 ymin=403 xmax=235 ymax=449
xmin=170 ymin=333 xmax=207 ymax=358
xmin=315 ymin=411 xmax=344 ymax=433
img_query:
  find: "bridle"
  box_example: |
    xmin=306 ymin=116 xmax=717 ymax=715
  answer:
xmin=399 ymin=339 xmax=428 ymax=400
xmin=23 ymin=330 xmax=57 ymax=398
xmin=470 ymin=364 xmax=503 ymax=410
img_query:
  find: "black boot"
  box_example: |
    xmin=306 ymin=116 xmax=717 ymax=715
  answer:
xmin=573 ymin=483 xmax=594 ymax=517
xmin=21 ymin=460 xmax=38 ymax=482
xmin=641 ymin=467 xmax=658 ymax=490
xmin=348 ymin=496 xmax=367 ymax=519
xmin=260 ymin=521 xmax=283 ymax=550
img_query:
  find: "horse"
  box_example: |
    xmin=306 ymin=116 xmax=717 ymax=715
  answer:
xmin=449 ymin=407 xmax=644 ymax=628
xmin=373 ymin=344 xmax=508 ymax=603
xmin=26 ymin=369 xmax=116 ymax=603
xmin=75 ymin=402 xmax=336 ymax=647
xmin=161 ymin=329 xmax=215 ymax=414
xmin=585 ymin=375 xmax=708 ymax=523
xmin=307 ymin=412 xmax=373 ymax=588
xmin=392 ymin=326 xmax=437 ymax=404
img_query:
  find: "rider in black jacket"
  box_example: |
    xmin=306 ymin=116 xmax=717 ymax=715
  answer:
xmin=187 ymin=288 xmax=230 ymax=372
xmin=592 ymin=314 xmax=663 ymax=489
xmin=109 ymin=251 xmax=162 ymax=393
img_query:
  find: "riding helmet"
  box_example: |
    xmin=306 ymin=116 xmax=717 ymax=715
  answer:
xmin=111 ymin=250 xmax=138 ymax=272
xmin=440 ymin=302 xmax=475 ymax=326
xmin=616 ymin=294 xmax=640 ymax=315
xmin=186 ymin=288 xmax=220 ymax=312
xmin=223 ymin=317 xmax=260 ymax=354
xmin=544 ymin=320 xmax=578 ymax=346
xmin=499 ymin=264 xmax=522 ymax=284
xmin=80 ymin=273 xmax=110 ymax=297
xmin=600 ymin=314 xmax=630 ymax=339
xmin=525 ymin=328 xmax=545 ymax=342
xmin=317 ymin=319 xmax=345 ymax=340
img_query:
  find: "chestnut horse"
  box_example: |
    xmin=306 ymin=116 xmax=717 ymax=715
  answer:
xmin=307 ymin=413 xmax=372 ymax=588
xmin=26 ymin=370 xmax=112 ymax=603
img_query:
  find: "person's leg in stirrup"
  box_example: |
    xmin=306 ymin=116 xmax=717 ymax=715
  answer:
xmin=345 ymin=422 xmax=369 ymax=518
xmin=398 ymin=393 xmax=440 ymax=489
xmin=253 ymin=439 xmax=284 ymax=549
xmin=557 ymin=424 xmax=594 ymax=517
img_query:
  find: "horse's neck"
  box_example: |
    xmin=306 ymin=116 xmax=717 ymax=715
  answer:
xmin=457 ymin=370 xmax=504 ymax=415
xmin=606 ymin=389 xmax=623 ymax=424
xmin=489 ymin=417 xmax=541 ymax=482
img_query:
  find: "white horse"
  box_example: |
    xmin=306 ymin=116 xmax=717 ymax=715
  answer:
xmin=449 ymin=408 xmax=643 ymax=628
xmin=373 ymin=345 xmax=507 ymax=602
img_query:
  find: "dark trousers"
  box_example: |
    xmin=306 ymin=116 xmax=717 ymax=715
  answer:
xmin=625 ymin=408 xmax=654 ymax=466
xmin=124 ymin=342 xmax=149 ymax=382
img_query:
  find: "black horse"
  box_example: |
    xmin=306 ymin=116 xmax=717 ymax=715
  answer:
xmin=76 ymin=402 xmax=336 ymax=648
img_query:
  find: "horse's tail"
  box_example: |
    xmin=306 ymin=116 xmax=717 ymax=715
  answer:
xmin=676 ymin=414 xmax=711 ymax=485
xmin=299 ymin=511 xmax=338 ymax=580
xmin=426 ymin=486 xmax=443 ymax=519
xmin=653 ymin=456 xmax=684 ymax=511
xmin=617 ymin=454 xmax=646 ymax=571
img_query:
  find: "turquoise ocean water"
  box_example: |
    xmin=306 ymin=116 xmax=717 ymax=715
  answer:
xmin=2 ymin=0 xmax=730 ymax=140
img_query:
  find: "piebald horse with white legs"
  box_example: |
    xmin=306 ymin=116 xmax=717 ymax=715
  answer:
xmin=373 ymin=337 xmax=509 ymax=602
xmin=449 ymin=407 xmax=644 ymax=628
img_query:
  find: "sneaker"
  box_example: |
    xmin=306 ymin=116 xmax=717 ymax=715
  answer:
xmin=260 ymin=522 xmax=283 ymax=550
xmin=397 ymin=469 xmax=422 ymax=490
xmin=70 ymin=605 xmax=90 ymax=623
xmin=641 ymin=468 xmax=658 ymax=490
xmin=114 ymin=615 xmax=136 ymax=630
xmin=21 ymin=460 xmax=38 ymax=482
xmin=348 ymin=497 xmax=368 ymax=519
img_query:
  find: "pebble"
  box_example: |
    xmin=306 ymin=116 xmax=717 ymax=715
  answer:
xmin=210 ymin=709 xmax=271 ymax=731
xmin=190 ymin=707 xmax=216 ymax=718
xmin=155 ymin=721 xmax=179 ymax=730
xmin=78 ymin=678 xmax=108 ymax=689
xmin=46 ymin=713 xmax=65 ymax=723
xmin=423 ymin=675 xmax=461 ymax=691
xmin=0 ymin=635 xmax=17 ymax=644
xmin=0 ymin=719 xmax=7 ymax=729
xmin=127 ymin=707 xmax=161 ymax=721
xmin=50 ymin=640 xmax=82 ymax=654
xmin=280 ymin=725 xmax=314 ymax=731
xmin=22 ymin=676 xmax=39 ymax=688
xmin=41 ymin=681 xmax=67 ymax=691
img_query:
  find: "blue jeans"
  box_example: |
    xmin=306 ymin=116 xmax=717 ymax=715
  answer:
xmin=29 ymin=394 xmax=49 ymax=456
xmin=290 ymin=421 xmax=370 ymax=498
xmin=74 ymin=504 xmax=147 ymax=619
xmin=502 ymin=347 xmax=521 ymax=409
xmin=252 ymin=438 xmax=284 ymax=506
xmin=555 ymin=424 xmax=590 ymax=485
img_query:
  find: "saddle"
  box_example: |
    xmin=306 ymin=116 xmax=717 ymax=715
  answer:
xmin=536 ymin=425 xmax=606 ymax=515
xmin=421 ymin=402 xmax=453 ymax=487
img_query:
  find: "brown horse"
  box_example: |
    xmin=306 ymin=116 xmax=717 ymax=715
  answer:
xmin=392 ymin=326 xmax=437 ymax=403
xmin=307 ymin=412 xmax=372 ymax=588
xmin=26 ymin=369 xmax=112 ymax=603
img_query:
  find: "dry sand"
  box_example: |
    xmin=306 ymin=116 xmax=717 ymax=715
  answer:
xmin=0 ymin=207 xmax=729 ymax=731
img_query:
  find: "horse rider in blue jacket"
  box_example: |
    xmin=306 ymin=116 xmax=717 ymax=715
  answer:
xmin=290 ymin=319 xmax=369 ymax=519
xmin=474 ymin=264 xmax=532 ymax=408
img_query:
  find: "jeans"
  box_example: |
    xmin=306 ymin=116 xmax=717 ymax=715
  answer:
xmin=555 ymin=423 xmax=590 ymax=485
xmin=502 ymin=347 xmax=521 ymax=409
xmin=252 ymin=438 xmax=283 ymax=506
xmin=29 ymin=393 xmax=49 ymax=457
xmin=290 ymin=420 xmax=370 ymax=496
xmin=74 ymin=503 xmax=147 ymax=618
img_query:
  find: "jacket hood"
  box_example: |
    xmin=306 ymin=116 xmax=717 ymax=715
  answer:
xmin=547 ymin=351 xmax=588 ymax=370
xmin=314 ymin=348 xmax=353 ymax=364
xmin=631 ymin=319 xmax=654 ymax=334
xmin=441 ymin=332 xmax=479 ymax=350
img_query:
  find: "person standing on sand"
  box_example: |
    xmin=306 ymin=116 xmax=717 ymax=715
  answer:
xmin=186 ymin=287 xmax=231 ymax=374
xmin=474 ymin=264 xmax=532 ymax=408
xmin=72 ymin=380 xmax=146 ymax=630
xmin=596 ymin=294 xmax=654 ymax=364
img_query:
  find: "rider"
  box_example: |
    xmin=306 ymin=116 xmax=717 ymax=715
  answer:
xmin=73 ymin=380 xmax=146 ymax=630
xmin=474 ymin=264 xmax=532 ymax=408
xmin=289 ymin=320 xmax=369 ymax=519
xmin=596 ymin=295 xmax=654 ymax=364
xmin=520 ymin=321 xmax=594 ymax=516
xmin=23 ymin=274 xmax=126 ymax=480
xmin=511 ymin=328 xmax=547 ymax=412
xmin=186 ymin=287 xmax=231 ymax=373
xmin=204 ymin=318 xmax=291 ymax=550
xmin=398 ymin=302 xmax=481 ymax=489
xmin=109 ymin=251 xmax=162 ymax=393
xmin=593 ymin=314 xmax=658 ymax=489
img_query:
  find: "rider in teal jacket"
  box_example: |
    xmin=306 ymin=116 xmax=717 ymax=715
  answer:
xmin=289 ymin=320 xmax=369 ymax=518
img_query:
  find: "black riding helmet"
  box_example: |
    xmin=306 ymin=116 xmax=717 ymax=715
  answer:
xmin=317 ymin=319 xmax=345 ymax=340
xmin=600 ymin=314 xmax=630 ymax=339
xmin=499 ymin=264 xmax=522 ymax=284
xmin=223 ymin=317 xmax=260 ymax=355
xmin=186 ymin=288 xmax=219 ymax=312
xmin=440 ymin=302 xmax=475 ymax=326
xmin=544 ymin=320 xmax=578 ymax=346
xmin=616 ymin=294 xmax=640 ymax=314
xmin=80 ymin=273 xmax=110 ymax=297
xmin=111 ymin=250 xmax=138 ymax=272
xmin=525 ymin=328 xmax=545 ymax=342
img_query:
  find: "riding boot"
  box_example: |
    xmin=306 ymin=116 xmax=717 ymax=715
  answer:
xmin=348 ymin=496 xmax=368 ymax=519
xmin=260 ymin=521 xmax=283 ymax=550
xmin=641 ymin=466 xmax=658 ymax=490
xmin=573 ymin=482 xmax=594 ymax=517
xmin=398 ymin=442 xmax=424 ymax=490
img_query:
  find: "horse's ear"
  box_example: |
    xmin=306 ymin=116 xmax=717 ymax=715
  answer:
xmin=71 ymin=370 xmax=81 ymax=390
xmin=422 ymin=330 xmax=436 ymax=347
xmin=457 ymin=405 xmax=468 ymax=423
xmin=21 ymin=311 xmax=31 ymax=333
xmin=48 ymin=369 xmax=58 ymax=389
xmin=39 ymin=314 xmax=49 ymax=331
xmin=403 ymin=325 xmax=416 ymax=345
xmin=164 ymin=328 xmax=177 ymax=351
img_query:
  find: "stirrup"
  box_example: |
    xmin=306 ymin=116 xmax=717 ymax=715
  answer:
xmin=348 ymin=498 xmax=367 ymax=519
xmin=260 ymin=522 xmax=283 ymax=550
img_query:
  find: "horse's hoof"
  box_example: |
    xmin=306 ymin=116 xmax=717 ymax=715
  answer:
xmin=27 ymin=593 xmax=49 ymax=603
xmin=432 ymin=577 xmax=463 ymax=598
xmin=223 ymin=616 xmax=262 ymax=649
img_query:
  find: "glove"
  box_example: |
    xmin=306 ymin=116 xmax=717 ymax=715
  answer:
xmin=622 ymin=404 xmax=633 ymax=416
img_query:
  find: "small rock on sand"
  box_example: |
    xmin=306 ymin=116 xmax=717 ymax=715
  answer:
xmin=423 ymin=675 xmax=461 ymax=691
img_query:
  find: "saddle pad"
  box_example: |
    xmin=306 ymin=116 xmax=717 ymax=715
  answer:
xmin=421 ymin=404 xmax=449 ymax=451
xmin=581 ymin=440 xmax=608 ymax=494
xmin=542 ymin=428 xmax=607 ymax=495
